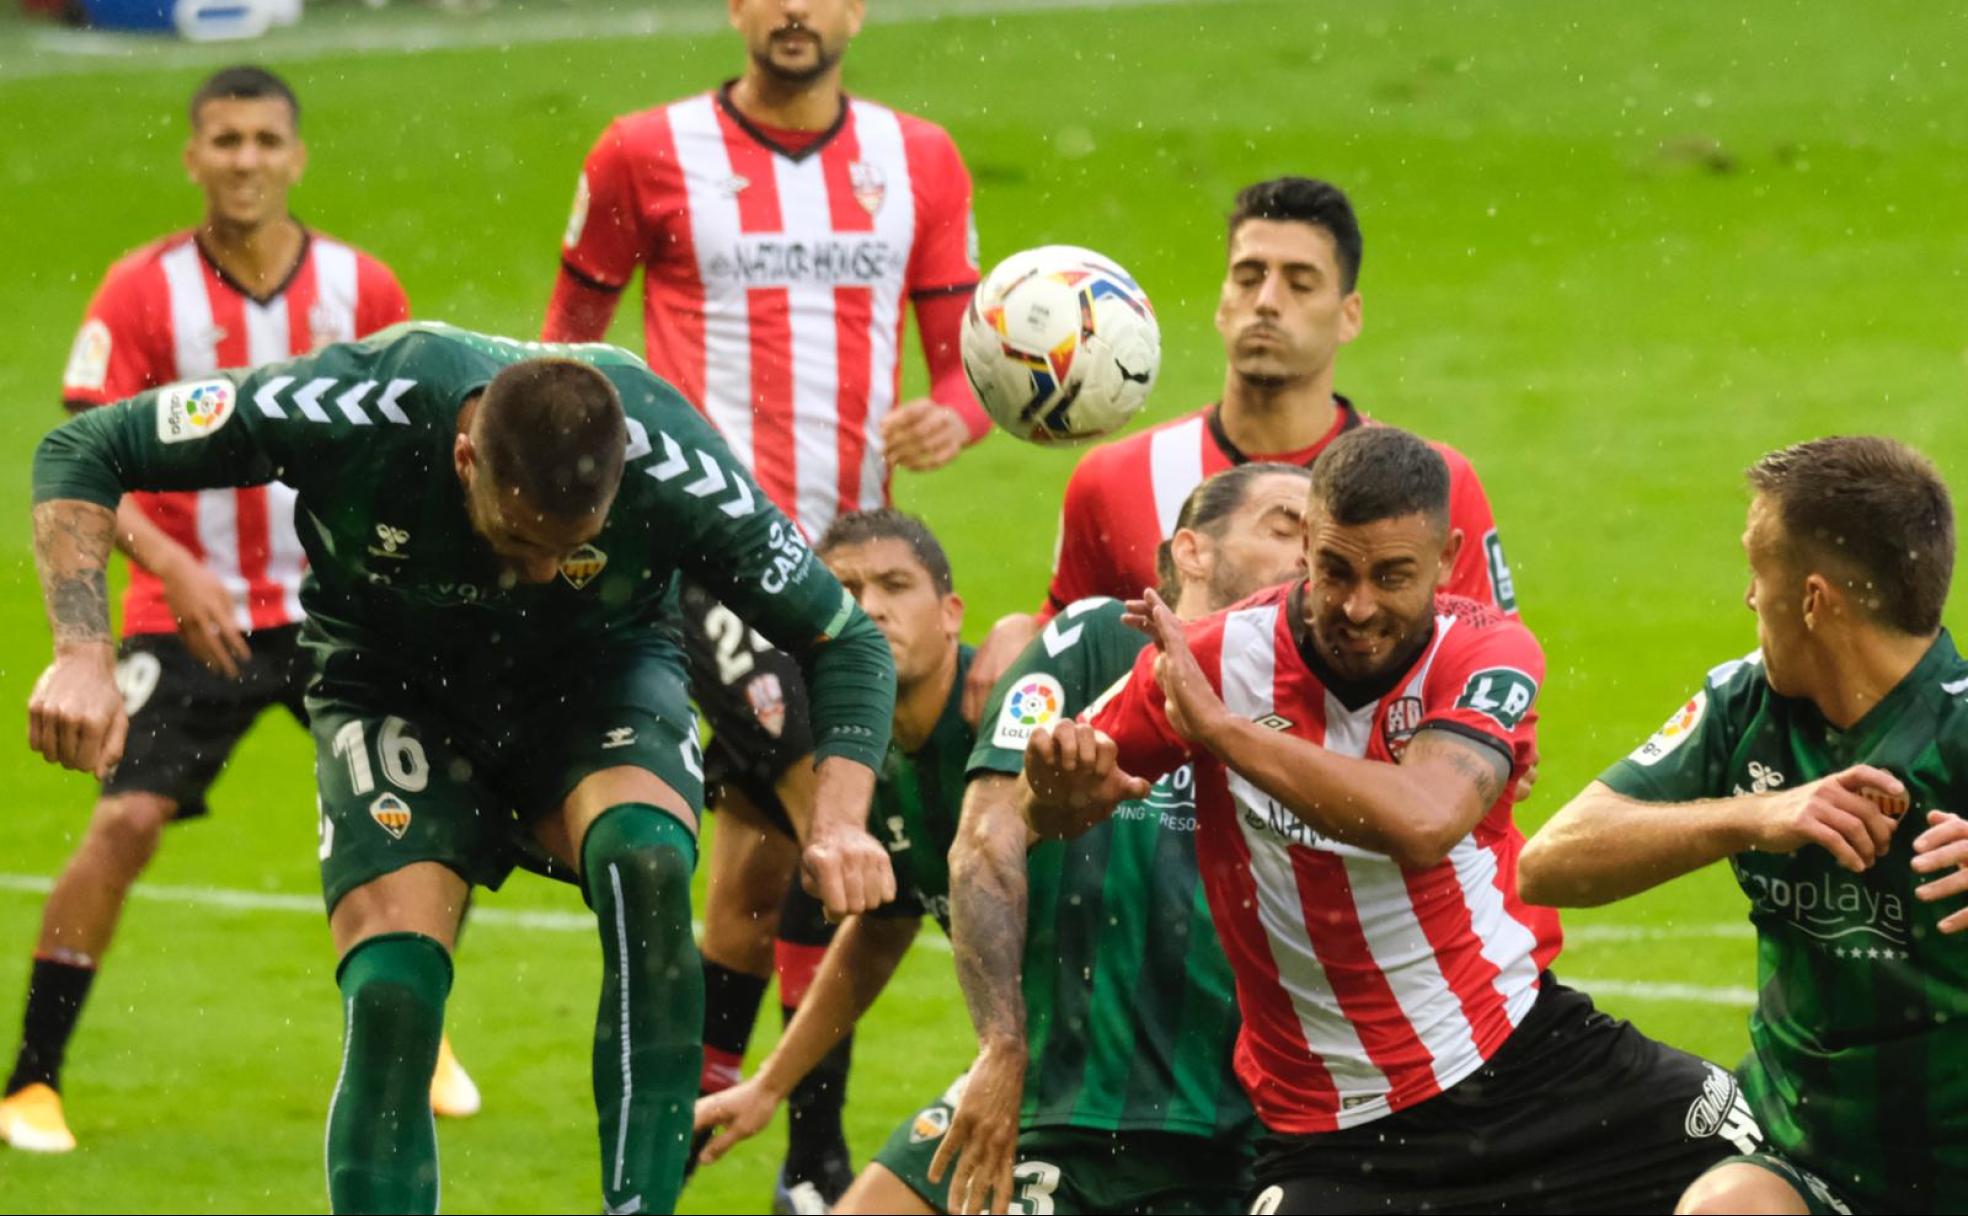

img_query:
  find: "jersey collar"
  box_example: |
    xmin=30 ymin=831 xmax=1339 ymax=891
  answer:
xmin=1205 ymin=394 xmax=1362 ymax=467
xmin=716 ymin=80 xmax=850 ymax=164
xmin=192 ymin=221 xmax=312 ymax=308
xmin=1821 ymin=627 xmax=1963 ymax=745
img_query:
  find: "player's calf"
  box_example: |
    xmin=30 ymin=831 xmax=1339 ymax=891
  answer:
xmin=326 ymin=932 xmax=450 ymax=1214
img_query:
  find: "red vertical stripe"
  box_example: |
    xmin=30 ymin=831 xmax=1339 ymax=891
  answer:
xmin=1288 ymin=849 xmax=1443 ymax=1109
xmin=1484 ymin=821 xmax=1565 ymax=971
xmin=1401 ymin=858 xmax=1517 ymax=1058
xmin=237 ymin=487 xmax=280 ymax=629
xmin=284 ymin=252 xmax=320 ymax=352
xmin=640 ymin=108 xmax=708 ymax=410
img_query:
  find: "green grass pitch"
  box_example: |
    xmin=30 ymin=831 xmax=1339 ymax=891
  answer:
xmin=0 ymin=0 xmax=1964 ymax=1209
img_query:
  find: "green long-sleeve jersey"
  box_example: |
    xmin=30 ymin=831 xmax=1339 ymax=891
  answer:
xmin=1601 ymin=634 xmax=1968 ymax=1212
xmin=32 ymin=321 xmax=895 ymax=773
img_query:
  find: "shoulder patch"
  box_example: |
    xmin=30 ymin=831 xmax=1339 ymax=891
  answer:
xmin=1483 ymin=529 xmax=1518 ymax=614
xmin=63 ymin=318 xmax=111 ymax=393
xmin=1628 ymin=690 xmax=1708 ymax=767
xmin=992 ymin=673 xmax=1065 ymax=752
xmin=156 ymin=379 xmax=236 ymax=444
xmin=1453 ymin=665 xmax=1538 ymax=730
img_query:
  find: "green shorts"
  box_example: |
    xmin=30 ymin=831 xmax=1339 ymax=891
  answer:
xmin=1713 ymin=1155 xmax=1854 ymax=1216
xmin=874 ymin=1075 xmax=1249 ymax=1215
xmin=309 ymin=637 xmax=704 ymax=913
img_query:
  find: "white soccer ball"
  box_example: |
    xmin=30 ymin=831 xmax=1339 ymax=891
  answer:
xmin=961 ymin=245 xmax=1160 ymax=446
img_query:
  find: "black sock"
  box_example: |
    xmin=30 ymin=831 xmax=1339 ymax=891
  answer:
xmin=6 ymin=956 xmax=98 ymax=1096
xmin=782 ymin=1006 xmax=852 ymax=1179
xmin=700 ymin=960 xmax=768 ymax=1093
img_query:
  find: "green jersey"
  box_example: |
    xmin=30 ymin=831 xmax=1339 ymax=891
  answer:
xmin=32 ymin=322 xmax=894 ymax=773
xmin=970 ymin=598 xmax=1251 ymax=1141
xmin=869 ymin=646 xmax=976 ymax=932
xmin=1601 ymin=633 xmax=1968 ymax=1212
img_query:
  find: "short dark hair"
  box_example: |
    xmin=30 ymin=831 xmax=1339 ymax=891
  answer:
xmin=475 ymin=359 xmax=627 ymax=518
xmin=1156 ymin=462 xmax=1313 ymax=599
xmin=817 ymin=508 xmax=955 ymax=595
xmin=1310 ymin=426 xmax=1449 ymax=532
xmin=1228 ymin=177 xmax=1363 ymax=292
xmin=1746 ymin=436 xmax=1955 ymax=635
xmin=190 ymin=65 xmax=300 ymax=129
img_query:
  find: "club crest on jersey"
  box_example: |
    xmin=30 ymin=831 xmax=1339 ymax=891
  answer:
xmin=1454 ymin=667 xmax=1537 ymax=731
xmin=156 ymin=379 xmax=236 ymax=444
xmin=746 ymin=673 xmax=788 ymax=738
xmin=369 ymin=793 xmax=412 ymax=840
xmin=993 ymin=674 xmax=1065 ymax=750
xmin=848 ymin=161 xmax=886 ymax=215
xmin=1382 ymin=696 xmax=1425 ymax=758
xmin=64 ymin=318 xmax=111 ymax=392
xmin=307 ymin=300 xmax=354 ymax=351
xmin=908 ymin=1105 xmax=950 ymax=1143
xmin=559 ymin=543 xmax=608 ymax=589
xmin=1629 ymin=690 xmax=1707 ymax=768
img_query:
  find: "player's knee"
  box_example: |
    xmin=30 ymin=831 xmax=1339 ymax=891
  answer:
xmin=337 ymin=933 xmax=452 ymax=1058
xmin=582 ymin=805 xmax=700 ymax=960
xmin=86 ymin=795 xmax=174 ymax=871
xmin=1676 ymin=1162 xmax=1810 ymax=1215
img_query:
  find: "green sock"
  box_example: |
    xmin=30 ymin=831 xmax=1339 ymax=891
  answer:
xmin=326 ymin=932 xmax=451 ymax=1215
xmin=582 ymin=805 xmax=703 ymax=1216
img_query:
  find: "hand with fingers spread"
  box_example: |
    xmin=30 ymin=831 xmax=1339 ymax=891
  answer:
xmin=160 ymin=550 xmax=252 ymax=678
xmin=691 ymin=1073 xmax=784 ymax=1168
xmin=1021 ymin=718 xmax=1149 ymax=839
xmin=1912 ymin=810 xmax=1968 ymax=933
xmin=1750 ymin=764 xmax=1909 ymax=872
xmin=28 ymin=645 xmax=128 ymax=781
xmin=929 ymin=1047 xmax=1024 ymax=1215
xmin=881 ymin=398 xmax=970 ymax=472
xmin=1125 ymin=587 xmax=1231 ymax=747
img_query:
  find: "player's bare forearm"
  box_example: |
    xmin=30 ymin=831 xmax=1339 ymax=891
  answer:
xmin=33 ymin=499 xmax=116 ymax=650
xmin=754 ymin=914 xmax=918 ymax=1096
xmin=1519 ymin=781 xmax=1765 ymax=907
xmin=949 ymin=774 xmax=1032 ymax=1051
xmin=113 ymin=496 xmax=193 ymax=575
xmin=809 ymin=754 xmax=878 ymax=838
xmin=1200 ymin=717 xmax=1507 ymax=868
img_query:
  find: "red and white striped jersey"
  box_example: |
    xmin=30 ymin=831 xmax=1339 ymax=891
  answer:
xmin=1086 ymin=585 xmax=1561 ymax=1134
xmin=550 ymin=86 xmax=982 ymax=539
xmin=1044 ymin=401 xmax=1516 ymax=619
xmin=61 ymin=230 xmax=409 ymax=637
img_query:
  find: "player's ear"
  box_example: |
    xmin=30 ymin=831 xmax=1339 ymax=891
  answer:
xmin=726 ymin=0 xmax=743 ymax=31
xmin=941 ymin=591 xmax=964 ymax=639
xmin=1170 ymin=528 xmax=1209 ymax=587
xmin=454 ymin=431 xmax=477 ymax=486
xmin=1437 ymin=524 xmax=1463 ymax=590
xmin=1338 ymin=289 xmax=1363 ymax=345
xmin=846 ymin=0 xmax=866 ymax=37
xmin=1800 ymin=572 xmax=1833 ymax=631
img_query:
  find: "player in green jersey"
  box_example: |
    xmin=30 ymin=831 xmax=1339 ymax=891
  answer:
xmin=25 ymin=322 xmax=899 ymax=1215
xmin=1521 ymin=436 xmax=1968 ymax=1215
xmin=873 ymin=463 xmax=1314 ymax=1216
xmin=691 ymin=509 xmax=976 ymax=1176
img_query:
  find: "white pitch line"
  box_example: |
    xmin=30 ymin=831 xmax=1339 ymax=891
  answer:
xmin=8 ymin=0 xmax=1255 ymax=81
xmin=0 ymin=872 xmax=1770 ymax=1004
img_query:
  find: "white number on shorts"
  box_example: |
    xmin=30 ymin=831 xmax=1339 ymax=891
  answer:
xmin=704 ymin=603 xmax=771 ymax=685
xmin=334 ymin=716 xmax=430 ymax=795
xmin=1011 ymin=1160 xmax=1061 ymax=1215
xmin=317 ymin=800 xmax=335 ymax=861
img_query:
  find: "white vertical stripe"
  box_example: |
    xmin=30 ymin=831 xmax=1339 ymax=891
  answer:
xmin=1149 ymin=417 xmax=1206 ymax=536
xmin=195 ymin=483 xmax=252 ymax=630
xmin=310 ymin=238 xmax=359 ymax=346
xmin=160 ymin=241 xmax=216 ymax=377
xmin=1219 ymin=606 xmax=1391 ymax=1126
xmin=850 ymin=100 xmax=912 ymax=509
xmin=670 ymin=96 xmax=754 ymax=467
xmin=242 ymin=299 xmax=289 ymax=367
xmin=323 ymin=996 xmax=354 ymax=1208
xmin=608 ymin=864 xmax=634 ymax=1194
xmin=771 ymin=151 xmax=842 ymax=539
xmin=1446 ymin=834 xmax=1543 ymax=1022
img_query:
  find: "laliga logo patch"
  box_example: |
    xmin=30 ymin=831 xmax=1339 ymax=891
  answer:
xmin=156 ymin=379 xmax=236 ymax=444
xmin=1629 ymin=690 xmax=1707 ymax=768
xmin=560 ymin=543 xmax=608 ymax=590
xmin=992 ymin=674 xmax=1064 ymax=751
xmin=908 ymin=1105 xmax=950 ymax=1144
xmin=368 ymin=792 xmax=412 ymax=840
xmin=848 ymin=161 xmax=886 ymax=215
xmin=64 ymin=318 xmax=111 ymax=392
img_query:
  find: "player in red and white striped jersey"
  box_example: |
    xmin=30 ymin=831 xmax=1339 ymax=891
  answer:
xmin=964 ymin=178 xmax=1517 ymax=724
xmin=0 ymin=68 xmax=476 ymax=1158
xmin=1024 ymin=428 xmax=1758 ymax=1211
xmin=542 ymin=2 xmax=986 ymax=1204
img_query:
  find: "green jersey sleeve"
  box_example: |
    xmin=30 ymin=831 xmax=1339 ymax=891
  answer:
xmin=1598 ymin=652 xmax=1764 ymax=802
xmin=615 ymin=381 xmax=896 ymax=774
xmin=967 ymin=597 xmax=1147 ymax=777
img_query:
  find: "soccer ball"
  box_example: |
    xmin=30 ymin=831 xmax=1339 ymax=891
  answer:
xmin=961 ymin=245 xmax=1160 ymax=446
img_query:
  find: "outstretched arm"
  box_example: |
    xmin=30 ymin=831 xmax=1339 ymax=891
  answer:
xmin=27 ymin=499 xmax=125 ymax=777
xmin=1520 ymin=770 xmax=1908 ymax=907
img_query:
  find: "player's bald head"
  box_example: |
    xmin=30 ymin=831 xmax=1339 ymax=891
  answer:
xmin=475 ymin=359 xmax=627 ymax=520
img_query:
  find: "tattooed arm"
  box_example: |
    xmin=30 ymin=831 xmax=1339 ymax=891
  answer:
xmin=931 ymin=772 xmax=1035 ymax=1214
xmin=27 ymin=499 xmax=127 ymax=777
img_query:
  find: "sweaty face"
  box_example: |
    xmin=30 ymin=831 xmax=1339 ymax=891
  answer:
xmin=1743 ymin=494 xmax=1811 ymax=696
xmin=823 ymin=537 xmax=959 ymax=688
xmin=1302 ymin=505 xmax=1450 ymax=683
xmin=1196 ymin=473 xmax=1311 ymax=612
xmin=1215 ymin=219 xmax=1361 ymax=390
xmin=731 ymin=0 xmax=863 ymax=85
xmin=186 ymin=96 xmax=304 ymax=230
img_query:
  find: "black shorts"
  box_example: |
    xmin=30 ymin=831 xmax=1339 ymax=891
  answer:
xmin=678 ymin=579 xmax=814 ymax=838
xmin=1247 ymin=975 xmax=1765 ymax=1215
xmin=104 ymin=625 xmax=310 ymax=819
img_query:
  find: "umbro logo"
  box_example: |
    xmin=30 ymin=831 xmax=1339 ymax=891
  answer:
xmin=602 ymin=726 xmax=637 ymax=750
xmin=719 ymin=175 xmax=750 ymax=197
xmin=368 ymin=524 xmax=411 ymax=560
xmin=1255 ymin=713 xmax=1295 ymax=731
